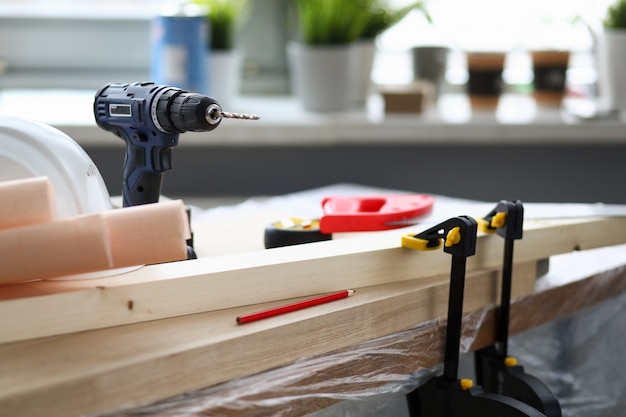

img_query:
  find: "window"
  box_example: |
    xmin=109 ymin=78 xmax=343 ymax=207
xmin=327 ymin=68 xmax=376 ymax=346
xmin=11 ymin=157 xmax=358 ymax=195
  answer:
xmin=0 ymin=0 xmax=616 ymax=93
xmin=374 ymin=0 xmax=614 ymax=88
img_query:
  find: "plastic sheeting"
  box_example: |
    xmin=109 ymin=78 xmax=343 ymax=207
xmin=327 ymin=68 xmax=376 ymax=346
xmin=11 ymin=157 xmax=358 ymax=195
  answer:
xmin=508 ymin=292 xmax=626 ymax=417
xmin=96 ymin=244 xmax=626 ymax=417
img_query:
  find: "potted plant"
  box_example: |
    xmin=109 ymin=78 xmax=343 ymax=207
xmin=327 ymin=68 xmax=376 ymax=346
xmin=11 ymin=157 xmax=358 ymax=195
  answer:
xmin=287 ymin=0 xmax=370 ymax=112
xmin=351 ymin=0 xmax=431 ymax=105
xmin=193 ymin=0 xmax=250 ymax=105
xmin=603 ymin=0 xmax=626 ymax=111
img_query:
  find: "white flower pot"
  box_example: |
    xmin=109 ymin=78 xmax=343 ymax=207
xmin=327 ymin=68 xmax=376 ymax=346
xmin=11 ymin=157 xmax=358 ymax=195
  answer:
xmin=603 ymin=29 xmax=626 ymax=110
xmin=349 ymin=40 xmax=377 ymax=106
xmin=411 ymin=46 xmax=449 ymax=100
xmin=287 ymin=42 xmax=355 ymax=112
xmin=206 ymin=48 xmax=244 ymax=107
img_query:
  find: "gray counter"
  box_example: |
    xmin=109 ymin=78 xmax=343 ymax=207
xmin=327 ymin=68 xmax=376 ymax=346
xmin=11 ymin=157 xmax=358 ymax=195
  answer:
xmin=2 ymin=91 xmax=625 ymax=202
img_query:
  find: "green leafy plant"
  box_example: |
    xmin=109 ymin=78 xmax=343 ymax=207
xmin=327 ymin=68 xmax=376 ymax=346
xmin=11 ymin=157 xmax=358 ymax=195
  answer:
xmin=605 ymin=0 xmax=626 ymax=28
xmin=194 ymin=0 xmax=250 ymax=50
xmin=292 ymin=0 xmax=371 ymax=45
xmin=359 ymin=0 xmax=431 ymax=40
xmin=291 ymin=0 xmax=430 ymax=45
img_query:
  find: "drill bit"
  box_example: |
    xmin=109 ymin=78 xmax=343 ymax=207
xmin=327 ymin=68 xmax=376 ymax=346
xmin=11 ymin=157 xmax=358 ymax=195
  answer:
xmin=220 ymin=111 xmax=260 ymax=120
xmin=206 ymin=103 xmax=260 ymax=124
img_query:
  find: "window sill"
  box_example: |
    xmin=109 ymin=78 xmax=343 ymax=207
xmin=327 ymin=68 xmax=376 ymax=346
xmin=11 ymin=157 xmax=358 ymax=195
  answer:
xmin=0 ymin=89 xmax=624 ymax=148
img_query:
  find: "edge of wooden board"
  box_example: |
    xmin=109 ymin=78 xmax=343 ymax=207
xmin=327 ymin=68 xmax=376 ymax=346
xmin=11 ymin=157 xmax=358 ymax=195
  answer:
xmin=99 ymin=262 xmax=626 ymax=417
xmin=1 ymin=217 xmax=625 ymax=343
xmin=0 ymin=262 xmax=537 ymax=417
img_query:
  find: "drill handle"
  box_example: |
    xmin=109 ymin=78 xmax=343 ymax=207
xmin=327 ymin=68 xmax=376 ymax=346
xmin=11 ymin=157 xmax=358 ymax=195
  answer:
xmin=122 ymin=146 xmax=163 ymax=207
xmin=120 ymin=129 xmax=175 ymax=207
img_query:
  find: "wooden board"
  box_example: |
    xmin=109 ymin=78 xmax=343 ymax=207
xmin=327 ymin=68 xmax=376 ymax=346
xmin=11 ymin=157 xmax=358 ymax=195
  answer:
xmin=109 ymin=259 xmax=626 ymax=417
xmin=1 ymin=217 xmax=626 ymax=343
xmin=0 ymin=262 xmax=537 ymax=417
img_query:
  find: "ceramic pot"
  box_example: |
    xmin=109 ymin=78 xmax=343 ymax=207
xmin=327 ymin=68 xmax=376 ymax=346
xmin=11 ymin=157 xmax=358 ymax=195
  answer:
xmin=287 ymin=42 xmax=355 ymax=112
xmin=206 ymin=48 xmax=244 ymax=107
xmin=411 ymin=46 xmax=449 ymax=100
xmin=349 ymin=40 xmax=377 ymax=106
xmin=531 ymin=50 xmax=570 ymax=106
xmin=465 ymin=52 xmax=506 ymax=109
xmin=603 ymin=29 xmax=626 ymax=110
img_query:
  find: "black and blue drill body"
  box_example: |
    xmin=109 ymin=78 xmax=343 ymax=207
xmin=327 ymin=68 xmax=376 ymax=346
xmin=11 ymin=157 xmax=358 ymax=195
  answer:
xmin=94 ymin=82 xmax=222 ymax=207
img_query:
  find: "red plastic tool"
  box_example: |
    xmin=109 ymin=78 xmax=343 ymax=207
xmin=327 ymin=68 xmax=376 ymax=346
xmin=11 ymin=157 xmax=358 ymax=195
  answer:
xmin=318 ymin=194 xmax=434 ymax=233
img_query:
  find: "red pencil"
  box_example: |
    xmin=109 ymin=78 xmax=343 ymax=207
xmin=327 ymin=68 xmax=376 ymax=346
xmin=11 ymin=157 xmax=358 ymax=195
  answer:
xmin=236 ymin=289 xmax=355 ymax=325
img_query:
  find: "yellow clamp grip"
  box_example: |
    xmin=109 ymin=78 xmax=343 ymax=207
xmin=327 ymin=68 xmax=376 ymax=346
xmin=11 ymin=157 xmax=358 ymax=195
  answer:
xmin=460 ymin=378 xmax=474 ymax=390
xmin=476 ymin=217 xmax=494 ymax=233
xmin=476 ymin=211 xmax=507 ymax=233
xmin=491 ymin=211 xmax=507 ymax=228
xmin=445 ymin=226 xmax=461 ymax=247
xmin=402 ymin=233 xmax=442 ymax=251
xmin=504 ymin=356 xmax=518 ymax=367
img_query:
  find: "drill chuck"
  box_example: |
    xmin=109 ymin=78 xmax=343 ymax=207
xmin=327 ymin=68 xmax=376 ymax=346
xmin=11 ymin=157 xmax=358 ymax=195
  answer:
xmin=152 ymin=87 xmax=222 ymax=134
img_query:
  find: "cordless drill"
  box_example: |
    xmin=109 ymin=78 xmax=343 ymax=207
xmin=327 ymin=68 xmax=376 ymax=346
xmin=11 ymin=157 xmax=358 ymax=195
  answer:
xmin=93 ymin=81 xmax=257 ymax=207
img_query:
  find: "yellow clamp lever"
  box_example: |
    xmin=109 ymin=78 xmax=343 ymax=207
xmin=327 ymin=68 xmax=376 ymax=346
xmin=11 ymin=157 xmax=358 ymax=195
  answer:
xmin=476 ymin=211 xmax=507 ymax=233
xmin=402 ymin=226 xmax=464 ymax=251
xmin=504 ymin=356 xmax=518 ymax=367
xmin=460 ymin=378 xmax=474 ymax=391
xmin=492 ymin=211 xmax=507 ymax=228
xmin=445 ymin=226 xmax=461 ymax=247
xmin=401 ymin=234 xmax=442 ymax=251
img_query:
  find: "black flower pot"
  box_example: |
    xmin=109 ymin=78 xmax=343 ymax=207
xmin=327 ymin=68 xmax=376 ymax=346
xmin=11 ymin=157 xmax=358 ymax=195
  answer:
xmin=531 ymin=50 xmax=570 ymax=105
xmin=466 ymin=52 xmax=506 ymax=109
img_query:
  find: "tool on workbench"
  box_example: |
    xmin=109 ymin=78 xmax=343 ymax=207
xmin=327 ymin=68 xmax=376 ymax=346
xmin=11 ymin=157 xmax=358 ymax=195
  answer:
xmin=402 ymin=217 xmax=546 ymax=417
xmin=264 ymin=194 xmax=434 ymax=248
xmin=94 ymin=82 xmax=259 ymax=258
xmin=94 ymin=82 xmax=259 ymax=207
xmin=474 ymin=200 xmax=562 ymax=417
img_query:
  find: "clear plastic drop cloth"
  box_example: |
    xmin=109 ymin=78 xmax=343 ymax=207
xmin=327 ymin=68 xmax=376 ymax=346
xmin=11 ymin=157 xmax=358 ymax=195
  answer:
xmin=93 ymin=177 xmax=626 ymax=417
xmin=95 ymin=244 xmax=626 ymax=417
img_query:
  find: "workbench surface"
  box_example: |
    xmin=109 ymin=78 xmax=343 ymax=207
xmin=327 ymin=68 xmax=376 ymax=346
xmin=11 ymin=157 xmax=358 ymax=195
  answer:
xmin=2 ymin=185 xmax=626 ymax=417
xmin=100 ymin=247 xmax=626 ymax=417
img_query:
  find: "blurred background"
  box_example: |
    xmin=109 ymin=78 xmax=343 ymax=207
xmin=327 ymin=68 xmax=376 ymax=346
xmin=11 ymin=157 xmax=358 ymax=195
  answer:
xmin=0 ymin=0 xmax=614 ymax=96
xmin=1 ymin=0 xmax=625 ymax=204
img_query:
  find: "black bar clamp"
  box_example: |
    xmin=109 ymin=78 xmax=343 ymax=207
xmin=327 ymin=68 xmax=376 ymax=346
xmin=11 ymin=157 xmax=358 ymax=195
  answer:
xmin=474 ymin=200 xmax=562 ymax=417
xmin=402 ymin=215 xmax=546 ymax=417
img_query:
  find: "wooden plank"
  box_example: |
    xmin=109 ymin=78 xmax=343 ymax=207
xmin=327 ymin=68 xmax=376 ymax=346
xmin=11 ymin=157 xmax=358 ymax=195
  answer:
xmin=0 ymin=262 xmax=536 ymax=417
xmin=114 ymin=261 xmax=626 ymax=417
xmin=1 ymin=217 xmax=625 ymax=343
